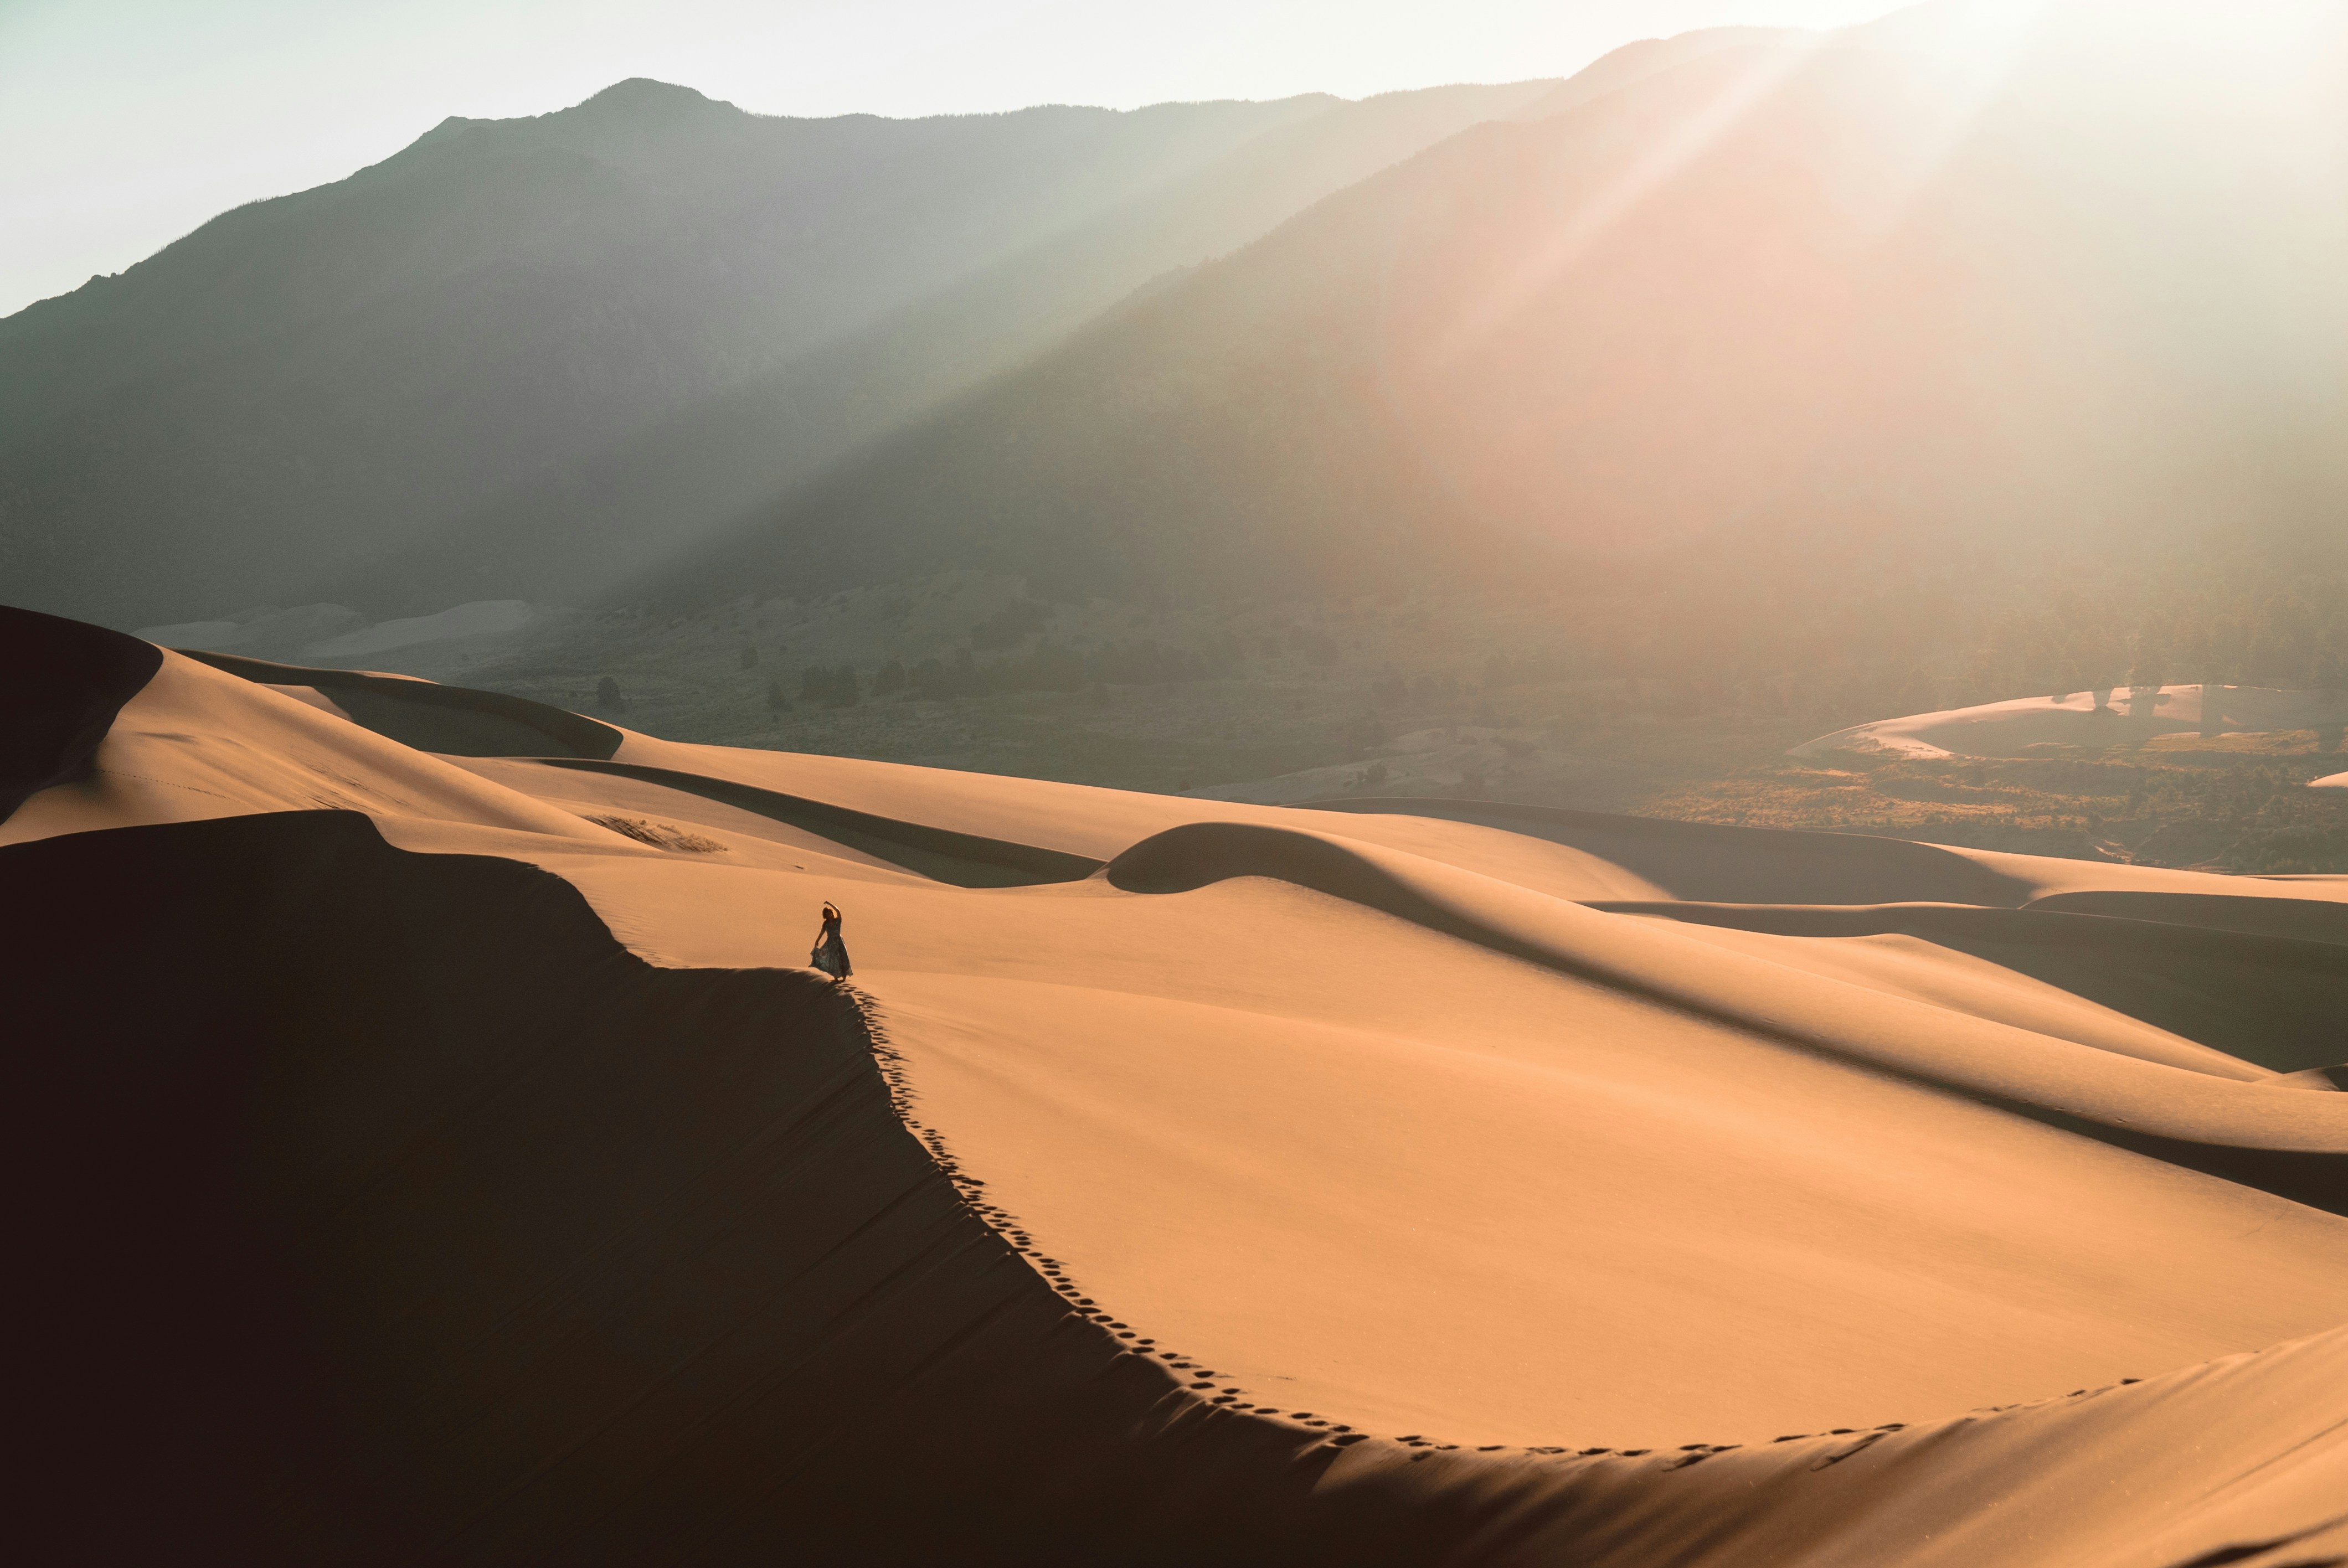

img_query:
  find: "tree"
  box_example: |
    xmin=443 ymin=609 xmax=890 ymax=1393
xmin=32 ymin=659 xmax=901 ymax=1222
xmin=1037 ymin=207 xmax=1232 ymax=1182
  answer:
xmin=765 ymin=679 xmax=791 ymax=714
xmin=595 ymin=677 xmax=623 ymax=711
xmin=740 ymin=643 xmax=760 ymax=669
xmin=873 ymin=658 xmax=907 ymax=697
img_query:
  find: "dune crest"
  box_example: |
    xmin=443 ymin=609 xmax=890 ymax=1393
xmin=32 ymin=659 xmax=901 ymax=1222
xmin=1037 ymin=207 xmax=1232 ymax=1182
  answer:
xmin=8 ymin=607 xmax=2345 ymax=1564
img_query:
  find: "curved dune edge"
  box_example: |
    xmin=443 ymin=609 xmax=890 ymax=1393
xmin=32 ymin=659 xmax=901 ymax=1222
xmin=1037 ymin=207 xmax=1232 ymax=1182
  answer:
xmin=1580 ymin=899 xmax=2347 ymax=1077
xmin=1106 ymin=820 xmax=2348 ymax=1168
xmin=174 ymin=647 xmax=625 ymax=759
xmin=0 ymin=606 xmax=162 ymax=818
xmin=8 ymin=811 xmax=2343 ymax=1568
xmin=11 ymin=610 xmax=2348 ymax=1561
xmin=535 ymin=756 xmax=1104 ymax=886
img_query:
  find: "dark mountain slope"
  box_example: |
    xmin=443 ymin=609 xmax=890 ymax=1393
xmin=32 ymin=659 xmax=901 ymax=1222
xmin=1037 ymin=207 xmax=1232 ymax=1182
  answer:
xmin=316 ymin=74 xmax=1621 ymax=615
xmin=647 ymin=8 xmax=2348 ymax=612
xmin=0 ymin=76 xmax=1562 ymax=627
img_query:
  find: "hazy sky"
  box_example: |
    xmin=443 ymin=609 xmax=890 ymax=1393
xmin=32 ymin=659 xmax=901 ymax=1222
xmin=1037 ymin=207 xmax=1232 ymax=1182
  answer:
xmin=0 ymin=0 xmax=1930 ymax=317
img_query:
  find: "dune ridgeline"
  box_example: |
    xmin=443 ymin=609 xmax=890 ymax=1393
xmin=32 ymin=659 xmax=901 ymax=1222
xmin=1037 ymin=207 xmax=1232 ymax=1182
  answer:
xmin=11 ymin=605 xmax=2347 ymax=1563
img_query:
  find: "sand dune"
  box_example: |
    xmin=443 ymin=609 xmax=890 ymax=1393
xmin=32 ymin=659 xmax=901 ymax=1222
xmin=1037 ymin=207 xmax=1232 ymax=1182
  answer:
xmin=1794 ymin=684 xmax=2348 ymax=760
xmin=9 ymin=608 xmax=2346 ymax=1564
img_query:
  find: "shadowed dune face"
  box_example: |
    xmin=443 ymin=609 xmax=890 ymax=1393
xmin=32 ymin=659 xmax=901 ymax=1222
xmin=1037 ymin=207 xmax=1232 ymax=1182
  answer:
xmin=0 ymin=606 xmax=159 ymax=816
xmin=177 ymin=649 xmax=624 ymax=759
xmin=4 ymin=813 xmax=1359 ymax=1565
xmin=1303 ymin=796 xmax=2036 ymax=906
xmin=11 ymin=611 xmax=2348 ymax=1564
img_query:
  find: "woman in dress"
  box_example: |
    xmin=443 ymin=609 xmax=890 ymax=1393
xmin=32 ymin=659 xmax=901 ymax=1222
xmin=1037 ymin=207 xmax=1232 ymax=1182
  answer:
xmin=811 ymin=901 xmax=852 ymax=982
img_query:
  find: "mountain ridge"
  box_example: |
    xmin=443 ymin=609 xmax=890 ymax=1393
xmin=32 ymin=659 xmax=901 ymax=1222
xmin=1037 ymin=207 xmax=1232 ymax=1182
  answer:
xmin=0 ymin=73 xmax=1569 ymax=626
xmin=627 ymin=13 xmax=2347 ymax=616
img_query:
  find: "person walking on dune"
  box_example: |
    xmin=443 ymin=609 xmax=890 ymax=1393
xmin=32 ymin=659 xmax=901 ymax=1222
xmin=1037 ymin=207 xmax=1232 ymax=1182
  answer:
xmin=811 ymin=901 xmax=852 ymax=983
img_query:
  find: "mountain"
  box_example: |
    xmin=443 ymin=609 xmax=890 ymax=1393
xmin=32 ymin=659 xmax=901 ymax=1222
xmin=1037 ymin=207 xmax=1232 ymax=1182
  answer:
xmin=0 ymin=75 xmax=1570 ymax=627
xmin=647 ymin=3 xmax=2348 ymax=613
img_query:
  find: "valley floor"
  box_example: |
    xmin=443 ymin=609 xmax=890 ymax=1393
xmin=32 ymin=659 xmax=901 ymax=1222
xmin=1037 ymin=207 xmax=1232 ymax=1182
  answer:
xmin=419 ymin=586 xmax=2348 ymax=875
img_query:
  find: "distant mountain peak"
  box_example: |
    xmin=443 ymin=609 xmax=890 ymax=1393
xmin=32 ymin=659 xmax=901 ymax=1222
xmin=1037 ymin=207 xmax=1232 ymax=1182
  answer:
xmin=574 ymin=78 xmax=737 ymax=120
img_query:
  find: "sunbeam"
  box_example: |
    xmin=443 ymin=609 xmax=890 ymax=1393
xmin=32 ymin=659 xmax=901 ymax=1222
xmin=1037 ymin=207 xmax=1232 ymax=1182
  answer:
xmin=1433 ymin=29 xmax=1837 ymax=364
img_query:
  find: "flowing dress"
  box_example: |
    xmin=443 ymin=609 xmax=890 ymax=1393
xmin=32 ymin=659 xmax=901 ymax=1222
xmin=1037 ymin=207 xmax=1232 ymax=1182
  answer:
xmin=811 ymin=912 xmax=852 ymax=981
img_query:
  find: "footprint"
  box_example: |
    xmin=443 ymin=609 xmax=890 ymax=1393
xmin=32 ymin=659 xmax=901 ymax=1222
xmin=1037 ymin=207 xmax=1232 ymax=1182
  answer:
xmin=1809 ymin=1431 xmax=1889 ymax=1471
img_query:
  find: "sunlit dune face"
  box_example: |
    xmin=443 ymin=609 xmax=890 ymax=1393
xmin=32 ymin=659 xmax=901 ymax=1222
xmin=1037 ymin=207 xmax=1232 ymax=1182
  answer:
xmin=1335 ymin=0 xmax=2348 ymax=560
